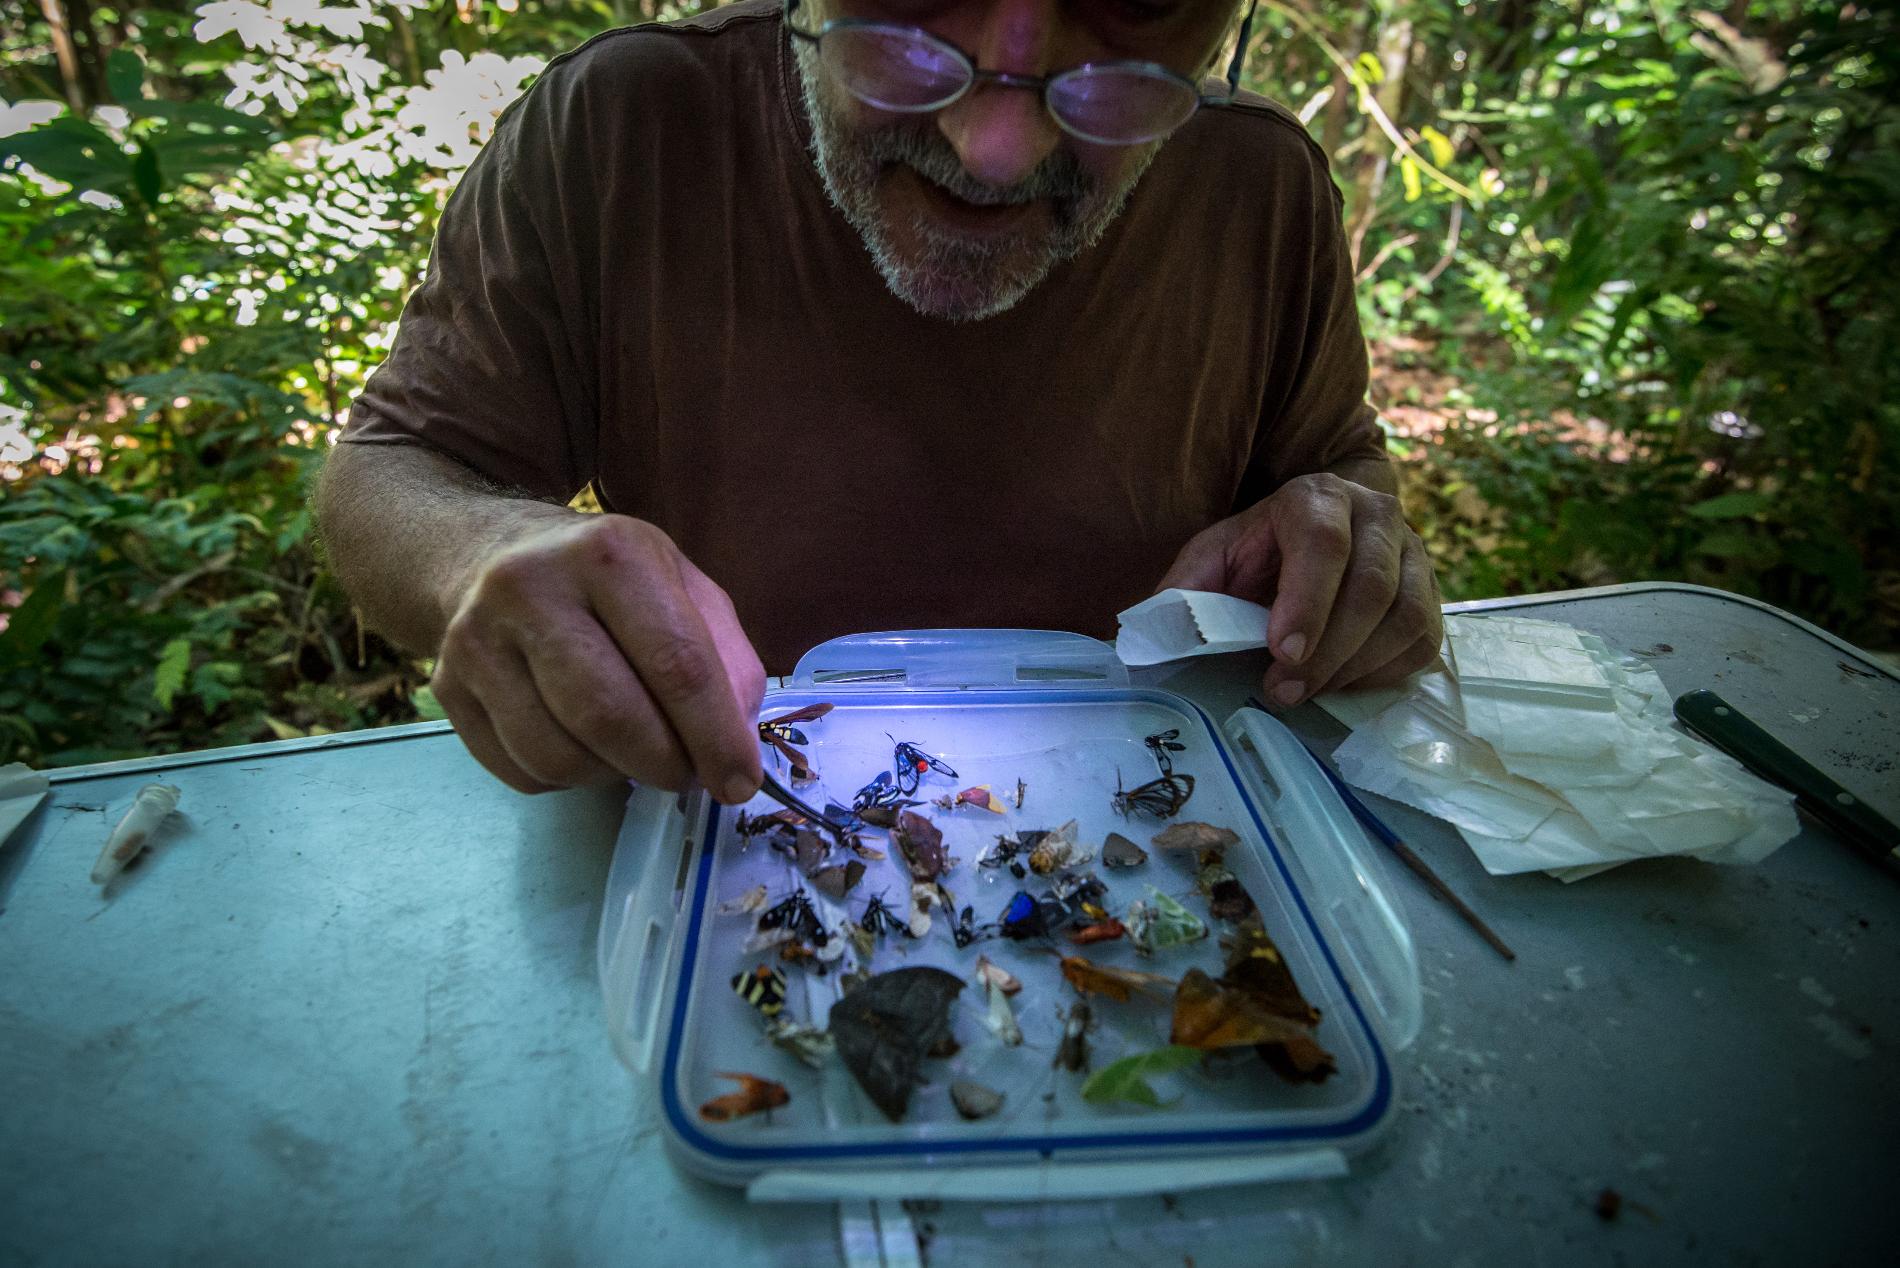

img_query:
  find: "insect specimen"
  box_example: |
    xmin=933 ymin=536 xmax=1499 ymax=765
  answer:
xmin=1112 ymin=770 xmax=1196 ymax=819
xmin=716 ymin=884 xmax=769 ymax=915
xmin=778 ymin=942 xmax=823 ymax=971
xmin=1101 ymin=832 xmax=1148 ymax=869
xmin=758 ymin=705 xmax=832 ymax=783
xmin=730 ymin=964 xmax=788 ymax=1016
xmin=1025 ymin=819 xmax=1090 ymax=875
xmin=1126 ymin=887 xmax=1209 ymax=955
xmin=1196 ymin=850 xmax=1257 ymax=923
xmin=1144 ymin=728 xmax=1187 ymax=776
xmin=974 ymin=955 xmax=1022 ymax=996
xmin=764 ymin=1017 xmax=835 ymax=1069
xmin=979 ymin=834 xmax=1025 ymax=870
xmin=858 ymin=892 xmax=909 ymax=939
xmin=809 ymin=860 xmax=866 ymax=900
xmin=1054 ymin=1001 xmax=1093 ymax=1072
xmin=828 ymin=967 xmax=965 ymax=1122
xmin=1068 ymin=918 xmax=1127 ymax=945
xmin=980 ymin=978 xmax=1023 ymax=1046
xmin=855 ymin=801 xmax=917 ymax=829
xmin=890 ymin=739 xmax=957 ymax=793
xmin=853 ymin=771 xmax=904 ymax=813
xmin=1151 ymin=822 xmax=1240 ymax=854
xmin=759 ymin=889 xmax=827 ymax=947
xmin=699 ymin=1071 xmax=790 ymax=1122
xmin=998 ymin=890 xmax=1049 ymax=940
xmin=951 ymin=904 xmax=993 ymax=949
xmin=950 ymin=1081 xmax=1005 ymax=1121
xmin=1169 ymin=968 xmax=1335 ymax=1083
xmin=1015 ymin=778 xmax=1026 ymax=810
xmin=1058 ymin=955 xmax=1177 ymax=1003
xmin=893 ymin=810 xmax=946 ymax=881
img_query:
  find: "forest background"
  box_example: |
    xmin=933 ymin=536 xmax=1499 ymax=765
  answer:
xmin=1 ymin=0 xmax=1895 ymax=767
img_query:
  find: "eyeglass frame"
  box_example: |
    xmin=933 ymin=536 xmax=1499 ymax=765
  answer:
xmin=782 ymin=0 xmax=1260 ymax=147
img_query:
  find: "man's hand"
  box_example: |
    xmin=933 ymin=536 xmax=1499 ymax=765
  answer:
xmin=431 ymin=514 xmax=767 ymax=799
xmin=1156 ymin=472 xmax=1443 ymax=707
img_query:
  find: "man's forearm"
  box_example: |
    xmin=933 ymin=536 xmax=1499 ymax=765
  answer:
xmin=312 ymin=442 xmax=579 ymax=655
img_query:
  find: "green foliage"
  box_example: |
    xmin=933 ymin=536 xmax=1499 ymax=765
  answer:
xmin=1 ymin=0 xmax=1894 ymax=770
xmin=1265 ymin=1 xmax=1897 ymax=641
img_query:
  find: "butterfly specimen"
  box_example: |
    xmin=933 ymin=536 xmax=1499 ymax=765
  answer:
xmin=1112 ymin=770 xmax=1195 ymax=819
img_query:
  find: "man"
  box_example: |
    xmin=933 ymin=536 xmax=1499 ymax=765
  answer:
xmin=315 ymin=0 xmax=1442 ymax=803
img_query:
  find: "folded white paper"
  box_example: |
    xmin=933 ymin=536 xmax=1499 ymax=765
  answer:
xmin=1319 ymin=615 xmax=1799 ymax=880
xmin=1114 ymin=588 xmax=1272 ymax=666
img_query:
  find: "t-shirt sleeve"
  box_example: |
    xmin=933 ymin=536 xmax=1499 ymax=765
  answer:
xmin=338 ymin=70 xmax=598 ymax=501
xmin=1234 ymin=154 xmax=1388 ymax=509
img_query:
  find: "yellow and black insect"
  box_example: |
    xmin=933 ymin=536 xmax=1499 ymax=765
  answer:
xmin=731 ymin=964 xmax=788 ymax=1016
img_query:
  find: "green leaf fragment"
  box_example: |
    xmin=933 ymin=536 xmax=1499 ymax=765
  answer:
xmin=1081 ymin=1045 xmax=1203 ymax=1108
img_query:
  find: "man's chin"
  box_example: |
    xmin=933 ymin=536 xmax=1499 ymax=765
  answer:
xmin=867 ymin=209 xmax=1055 ymax=322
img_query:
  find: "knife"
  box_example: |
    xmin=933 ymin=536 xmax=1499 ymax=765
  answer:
xmin=1674 ymin=688 xmax=1900 ymax=871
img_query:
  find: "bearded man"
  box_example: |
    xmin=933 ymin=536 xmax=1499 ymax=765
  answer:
xmin=315 ymin=0 xmax=1443 ymax=800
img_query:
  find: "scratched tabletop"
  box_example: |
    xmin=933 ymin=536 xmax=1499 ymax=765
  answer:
xmin=1 ymin=583 xmax=1894 ymax=1267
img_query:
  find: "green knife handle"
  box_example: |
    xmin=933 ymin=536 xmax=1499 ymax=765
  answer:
xmin=1674 ymin=688 xmax=1899 ymax=864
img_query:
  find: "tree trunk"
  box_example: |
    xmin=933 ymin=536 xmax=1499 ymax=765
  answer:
xmin=36 ymin=0 xmax=89 ymax=111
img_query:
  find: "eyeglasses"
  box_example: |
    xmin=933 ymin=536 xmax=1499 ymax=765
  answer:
xmin=784 ymin=0 xmax=1258 ymax=147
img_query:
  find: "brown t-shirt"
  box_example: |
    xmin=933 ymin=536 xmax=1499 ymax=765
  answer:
xmin=341 ymin=0 xmax=1384 ymax=674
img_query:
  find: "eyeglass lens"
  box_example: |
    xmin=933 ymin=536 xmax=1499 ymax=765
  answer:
xmin=818 ymin=25 xmax=1197 ymax=143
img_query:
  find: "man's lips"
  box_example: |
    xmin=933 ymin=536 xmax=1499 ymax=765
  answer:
xmin=893 ymin=165 xmax=1045 ymax=238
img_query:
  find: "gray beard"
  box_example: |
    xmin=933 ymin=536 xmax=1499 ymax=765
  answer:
xmin=792 ymin=39 xmax=1160 ymax=322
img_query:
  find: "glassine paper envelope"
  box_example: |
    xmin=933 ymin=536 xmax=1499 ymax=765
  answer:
xmin=1115 ymin=588 xmax=1271 ymax=666
xmin=1318 ymin=616 xmax=1798 ymax=880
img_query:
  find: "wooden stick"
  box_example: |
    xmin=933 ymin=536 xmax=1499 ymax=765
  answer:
xmin=1305 ymin=744 xmax=1517 ymax=962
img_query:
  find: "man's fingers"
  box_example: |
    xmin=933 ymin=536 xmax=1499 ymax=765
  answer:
xmin=475 ymin=646 xmax=624 ymax=788
xmin=1154 ymin=519 xmax=1238 ymax=594
xmin=1333 ymin=633 xmax=1441 ymax=693
xmin=1265 ymin=490 xmax=1402 ymax=705
xmin=586 ymin=526 xmax=762 ymax=804
xmin=680 ymin=555 xmax=769 ymax=727
xmin=1308 ymin=533 xmax=1438 ymax=694
xmin=1262 ymin=478 xmax=1354 ymax=668
xmin=431 ymin=673 xmax=557 ymax=794
xmin=524 ymin=620 xmax=696 ymax=790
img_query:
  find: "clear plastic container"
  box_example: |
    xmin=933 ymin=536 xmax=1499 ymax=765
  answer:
xmin=598 ymin=631 xmax=1420 ymax=1201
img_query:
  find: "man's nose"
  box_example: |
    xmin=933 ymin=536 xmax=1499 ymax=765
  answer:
xmin=936 ymin=0 xmax=1064 ymax=188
